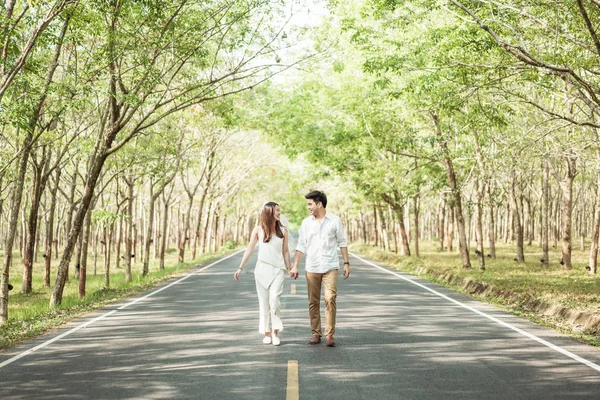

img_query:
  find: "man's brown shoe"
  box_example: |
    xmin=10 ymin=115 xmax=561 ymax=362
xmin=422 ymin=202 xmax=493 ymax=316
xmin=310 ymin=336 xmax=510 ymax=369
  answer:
xmin=309 ymin=334 xmax=321 ymax=344
xmin=325 ymin=335 xmax=336 ymax=347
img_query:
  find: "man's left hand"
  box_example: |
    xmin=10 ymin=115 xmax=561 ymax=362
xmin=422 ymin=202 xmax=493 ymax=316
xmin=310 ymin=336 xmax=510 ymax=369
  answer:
xmin=343 ymin=264 xmax=350 ymax=280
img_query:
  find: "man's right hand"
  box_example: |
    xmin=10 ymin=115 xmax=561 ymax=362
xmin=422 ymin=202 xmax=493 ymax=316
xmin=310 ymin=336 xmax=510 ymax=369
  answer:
xmin=289 ymin=266 xmax=299 ymax=279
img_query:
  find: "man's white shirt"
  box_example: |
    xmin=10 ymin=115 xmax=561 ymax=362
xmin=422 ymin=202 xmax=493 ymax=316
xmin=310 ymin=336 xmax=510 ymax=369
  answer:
xmin=296 ymin=212 xmax=347 ymax=273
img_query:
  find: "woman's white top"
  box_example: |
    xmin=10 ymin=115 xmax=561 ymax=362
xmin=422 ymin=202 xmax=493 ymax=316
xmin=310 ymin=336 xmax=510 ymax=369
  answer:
xmin=257 ymin=226 xmax=286 ymax=270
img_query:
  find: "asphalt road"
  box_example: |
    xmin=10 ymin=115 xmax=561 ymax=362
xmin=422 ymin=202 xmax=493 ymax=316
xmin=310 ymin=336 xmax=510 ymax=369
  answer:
xmin=1 ymin=249 xmax=600 ymax=399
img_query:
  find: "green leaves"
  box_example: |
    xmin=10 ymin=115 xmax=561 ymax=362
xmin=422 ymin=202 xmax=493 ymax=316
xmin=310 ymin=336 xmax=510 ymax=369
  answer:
xmin=92 ymin=209 xmax=126 ymax=226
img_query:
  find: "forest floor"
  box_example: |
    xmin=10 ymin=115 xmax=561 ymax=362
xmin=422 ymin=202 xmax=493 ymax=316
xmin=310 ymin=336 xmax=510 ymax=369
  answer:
xmin=350 ymin=241 xmax=600 ymax=347
xmin=0 ymin=247 xmax=237 ymax=350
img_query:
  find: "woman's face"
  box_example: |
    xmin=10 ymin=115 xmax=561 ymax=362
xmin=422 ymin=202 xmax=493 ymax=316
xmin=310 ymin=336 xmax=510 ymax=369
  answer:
xmin=273 ymin=205 xmax=281 ymax=221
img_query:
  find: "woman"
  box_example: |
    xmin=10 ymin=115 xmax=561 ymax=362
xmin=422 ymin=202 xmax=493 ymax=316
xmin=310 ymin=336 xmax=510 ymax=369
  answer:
xmin=234 ymin=202 xmax=291 ymax=345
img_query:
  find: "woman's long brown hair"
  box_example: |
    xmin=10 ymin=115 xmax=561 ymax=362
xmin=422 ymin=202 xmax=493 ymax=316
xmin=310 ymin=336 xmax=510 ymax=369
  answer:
xmin=260 ymin=202 xmax=284 ymax=242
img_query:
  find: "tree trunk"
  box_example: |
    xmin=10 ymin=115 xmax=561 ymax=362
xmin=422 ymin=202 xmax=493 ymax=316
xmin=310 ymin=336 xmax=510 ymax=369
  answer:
xmin=376 ymin=208 xmax=384 ymax=250
xmin=21 ymin=16 xmax=69 ymax=292
xmin=153 ymin=206 xmax=159 ymax=259
xmin=475 ymin=178 xmax=485 ymax=270
xmin=104 ymin=223 xmax=114 ymax=288
xmin=432 ymin=112 xmax=470 ymax=268
xmin=192 ymin=189 xmax=208 ymax=258
xmin=179 ymin=197 xmax=193 ymax=263
xmin=447 ymin=203 xmax=454 ymax=252
xmin=145 ymin=175 xmax=179 ymax=274
xmin=212 ymin=205 xmax=220 ymax=253
xmin=557 ymin=157 xmax=576 ymax=270
xmin=359 ymin=211 xmax=367 ymax=244
xmin=115 ymin=188 xmax=123 ymax=271
xmin=438 ymin=195 xmax=446 ymax=251
xmin=379 ymin=206 xmax=390 ymax=251
xmin=466 ymin=193 xmax=472 ymax=250
xmin=205 ymin=203 xmax=214 ymax=253
xmin=579 ymin=162 xmax=586 ymax=252
xmin=0 ymin=181 xmax=3 ymax=251
xmin=392 ymin=219 xmax=399 ymax=253
xmin=413 ymin=193 xmax=420 ymax=257
xmin=51 ymin=6 xmax=124 ymax=306
xmin=65 ymin=171 xmax=78 ymax=259
xmin=54 ymin=205 xmax=62 ymax=258
xmin=74 ymin=219 xmax=83 ymax=280
xmin=143 ymin=183 xmax=156 ymax=276
xmin=1 ymin=128 xmax=32 ymax=324
xmin=380 ymin=193 xmax=410 ymax=256
xmin=115 ymin=215 xmax=122 ymax=270
xmin=554 ymin=196 xmax=560 ymax=249
xmin=398 ymin=206 xmax=409 ymax=255
xmin=526 ymin=197 xmax=534 ymax=246
xmin=124 ymin=176 xmax=134 ymax=282
xmin=542 ymin=159 xmax=549 ymax=264
xmin=373 ymin=204 xmax=379 ymax=247
xmin=159 ymin=192 xmax=171 ymax=270
xmin=519 ymin=189 xmax=526 ymax=251
xmin=510 ymin=172 xmax=525 ymax=263
xmin=487 ymin=185 xmax=496 ymax=259
xmin=20 ymin=199 xmax=27 ymax=257
xmin=44 ymin=167 xmax=61 ymax=287
xmin=78 ymin=203 xmax=93 ymax=298
xmin=589 ymin=170 xmax=600 ymax=275
xmin=143 ymin=163 xmax=178 ymax=271
xmin=93 ymin=224 xmax=99 ymax=275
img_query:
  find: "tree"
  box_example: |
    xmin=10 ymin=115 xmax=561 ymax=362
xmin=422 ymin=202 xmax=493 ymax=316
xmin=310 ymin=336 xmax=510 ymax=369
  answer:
xmin=10 ymin=0 xmax=308 ymax=308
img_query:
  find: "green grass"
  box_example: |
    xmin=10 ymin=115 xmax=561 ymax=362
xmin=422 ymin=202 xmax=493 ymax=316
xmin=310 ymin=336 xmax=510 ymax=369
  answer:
xmin=350 ymin=240 xmax=600 ymax=346
xmin=0 ymin=247 xmax=239 ymax=350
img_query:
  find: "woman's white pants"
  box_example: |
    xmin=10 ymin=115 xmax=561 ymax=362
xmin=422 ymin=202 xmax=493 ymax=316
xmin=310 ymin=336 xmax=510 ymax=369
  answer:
xmin=254 ymin=262 xmax=285 ymax=334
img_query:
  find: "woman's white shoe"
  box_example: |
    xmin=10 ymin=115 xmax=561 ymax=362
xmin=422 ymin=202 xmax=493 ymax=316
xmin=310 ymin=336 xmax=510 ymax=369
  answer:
xmin=272 ymin=335 xmax=280 ymax=346
xmin=263 ymin=336 xmax=272 ymax=344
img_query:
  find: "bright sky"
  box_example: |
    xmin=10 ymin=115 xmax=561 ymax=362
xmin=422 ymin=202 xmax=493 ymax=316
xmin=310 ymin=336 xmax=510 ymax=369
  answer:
xmin=287 ymin=0 xmax=330 ymax=27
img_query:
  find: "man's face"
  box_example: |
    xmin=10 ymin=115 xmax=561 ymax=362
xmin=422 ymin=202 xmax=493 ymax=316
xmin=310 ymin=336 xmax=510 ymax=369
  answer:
xmin=307 ymin=199 xmax=319 ymax=216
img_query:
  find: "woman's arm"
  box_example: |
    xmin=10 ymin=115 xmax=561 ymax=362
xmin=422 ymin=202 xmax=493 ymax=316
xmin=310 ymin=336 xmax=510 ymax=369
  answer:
xmin=234 ymin=226 xmax=259 ymax=280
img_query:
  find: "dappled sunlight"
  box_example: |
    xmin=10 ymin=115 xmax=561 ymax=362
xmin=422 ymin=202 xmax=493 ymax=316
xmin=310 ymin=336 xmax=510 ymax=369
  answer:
xmin=2 ymin=253 xmax=600 ymax=399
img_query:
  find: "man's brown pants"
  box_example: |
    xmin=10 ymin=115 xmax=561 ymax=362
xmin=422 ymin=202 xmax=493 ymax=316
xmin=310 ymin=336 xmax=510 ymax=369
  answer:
xmin=305 ymin=269 xmax=338 ymax=337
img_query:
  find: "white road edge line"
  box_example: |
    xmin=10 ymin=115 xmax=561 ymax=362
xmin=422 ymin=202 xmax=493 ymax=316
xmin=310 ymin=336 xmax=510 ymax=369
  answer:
xmin=0 ymin=250 xmax=244 ymax=370
xmin=350 ymin=252 xmax=600 ymax=374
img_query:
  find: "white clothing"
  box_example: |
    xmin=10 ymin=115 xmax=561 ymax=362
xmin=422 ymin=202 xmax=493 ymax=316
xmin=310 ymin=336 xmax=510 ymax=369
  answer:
xmin=296 ymin=212 xmax=347 ymax=274
xmin=255 ymin=261 xmax=285 ymax=334
xmin=257 ymin=227 xmax=286 ymax=270
xmin=254 ymin=226 xmax=287 ymax=333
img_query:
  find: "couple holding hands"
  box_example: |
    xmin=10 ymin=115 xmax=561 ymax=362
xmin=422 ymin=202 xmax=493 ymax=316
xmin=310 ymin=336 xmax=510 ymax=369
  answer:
xmin=234 ymin=190 xmax=350 ymax=347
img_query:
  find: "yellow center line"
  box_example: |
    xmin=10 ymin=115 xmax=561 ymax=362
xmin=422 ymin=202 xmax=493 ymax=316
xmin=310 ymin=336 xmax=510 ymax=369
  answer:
xmin=286 ymin=360 xmax=299 ymax=400
xmin=290 ymin=284 xmax=296 ymax=295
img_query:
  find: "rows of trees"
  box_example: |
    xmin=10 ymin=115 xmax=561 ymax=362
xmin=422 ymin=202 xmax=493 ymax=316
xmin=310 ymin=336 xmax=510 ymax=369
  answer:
xmin=0 ymin=0 xmax=314 ymax=324
xmin=3 ymin=0 xmax=599 ymax=326
xmin=248 ymin=0 xmax=600 ymax=275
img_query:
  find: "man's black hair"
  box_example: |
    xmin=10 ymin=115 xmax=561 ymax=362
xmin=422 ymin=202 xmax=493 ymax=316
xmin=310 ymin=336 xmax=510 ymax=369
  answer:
xmin=305 ymin=190 xmax=327 ymax=208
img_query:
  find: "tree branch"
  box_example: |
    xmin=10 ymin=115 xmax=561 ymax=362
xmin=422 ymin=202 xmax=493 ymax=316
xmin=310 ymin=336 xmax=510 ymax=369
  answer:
xmin=449 ymin=0 xmax=600 ymax=109
xmin=576 ymin=0 xmax=600 ymax=55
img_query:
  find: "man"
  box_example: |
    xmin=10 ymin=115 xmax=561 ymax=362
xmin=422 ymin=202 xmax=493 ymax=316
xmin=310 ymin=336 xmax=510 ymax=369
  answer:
xmin=289 ymin=190 xmax=350 ymax=347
